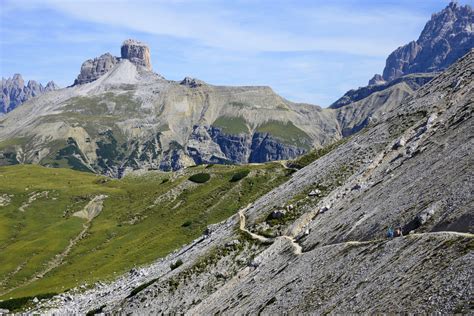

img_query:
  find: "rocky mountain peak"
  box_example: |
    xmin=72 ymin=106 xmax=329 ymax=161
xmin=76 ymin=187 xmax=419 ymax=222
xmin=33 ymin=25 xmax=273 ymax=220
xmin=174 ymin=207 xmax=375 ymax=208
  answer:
xmin=382 ymin=1 xmax=473 ymax=81
xmin=121 ymin=39 xmax=152 ymax=71
xmin=0 ymin=74 xmax=59 ymax=114
xmin=368 ymin=74 xmax=386 ymax=86
xmin=45 ymin=81 xmax=60 ymax=92
xmin=180 ymin=77 xmax=205 ymax=88
xmin=11 ymin=73 xmax=25 ymax=87
xmin=73 ymin=39 xmax=153 ymax=86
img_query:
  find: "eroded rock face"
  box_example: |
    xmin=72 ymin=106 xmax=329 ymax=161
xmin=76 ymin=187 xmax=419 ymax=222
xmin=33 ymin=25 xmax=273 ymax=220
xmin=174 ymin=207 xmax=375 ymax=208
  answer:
xmin=1 ymin=74 xmax=59 ymax=114
xmin=121 ymin=39 xmax=152 ymax=71
xmin=368 ymin=74 xmax=385 ymax=86
xmin=72 ymin=39 xmax=153 ymax=86
xmin=382 ymin=2 xmax=473 ymax=81
xmin=73 ymin=53 xmax=119 ymax=85
xmin=187 ymin=126 xmax=307 ymax=165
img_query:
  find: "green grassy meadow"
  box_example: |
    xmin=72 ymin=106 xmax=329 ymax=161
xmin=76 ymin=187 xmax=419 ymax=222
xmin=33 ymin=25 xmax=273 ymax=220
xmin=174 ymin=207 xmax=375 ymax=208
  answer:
xmin=0 ymin=163 xmax=289 ymax=299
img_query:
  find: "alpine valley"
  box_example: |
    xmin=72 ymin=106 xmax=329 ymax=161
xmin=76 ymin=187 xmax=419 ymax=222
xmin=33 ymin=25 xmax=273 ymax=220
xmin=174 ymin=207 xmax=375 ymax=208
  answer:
xmin=0 ymin=2 xmax=472 ymax=315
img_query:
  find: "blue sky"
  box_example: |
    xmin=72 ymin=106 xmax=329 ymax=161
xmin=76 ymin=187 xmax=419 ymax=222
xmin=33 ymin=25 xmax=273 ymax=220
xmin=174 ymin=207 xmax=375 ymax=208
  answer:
xmin=0 ymin=0 xmax=465 ymax=106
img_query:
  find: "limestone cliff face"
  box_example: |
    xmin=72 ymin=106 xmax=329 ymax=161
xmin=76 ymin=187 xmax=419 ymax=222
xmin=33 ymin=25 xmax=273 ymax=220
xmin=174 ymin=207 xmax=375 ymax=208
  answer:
xmin=73 ymin=39 xmax=152 ymax=86
xmin=187 ymin=126 xmax=306 ymax=165
xmin=1 ymin=74 xmax=59 ymax=114
xmin=382 ymin=2 xmax=473 ymax=81
xmin=74 ymin=53 xmax=119 ymax=85
xmin=121 ymin=39 xmax=152 ymax=71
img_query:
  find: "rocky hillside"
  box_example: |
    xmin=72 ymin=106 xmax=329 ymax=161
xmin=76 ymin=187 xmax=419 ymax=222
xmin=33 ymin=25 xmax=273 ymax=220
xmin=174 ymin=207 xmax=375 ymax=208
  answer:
xmin=0 ymin=40 xmax=339 ymax=176
xmin=25 ymin=46 xmax=473 ymax=315
xmin=382 ymin=1 xmax=473 ymax=81
xmin=1 ymin=74 xmax=59 ymax=114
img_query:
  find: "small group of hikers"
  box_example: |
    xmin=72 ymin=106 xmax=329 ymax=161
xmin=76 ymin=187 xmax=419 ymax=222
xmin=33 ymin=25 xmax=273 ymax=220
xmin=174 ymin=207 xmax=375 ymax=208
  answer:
xmin=387 ymin=226 xmax=403 ymax=238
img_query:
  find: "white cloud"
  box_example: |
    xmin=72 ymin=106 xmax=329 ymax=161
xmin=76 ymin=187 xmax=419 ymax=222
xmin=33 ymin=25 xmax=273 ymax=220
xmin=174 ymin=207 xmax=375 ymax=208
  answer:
xmin=6 ymin=0 xmax=429 ymax=57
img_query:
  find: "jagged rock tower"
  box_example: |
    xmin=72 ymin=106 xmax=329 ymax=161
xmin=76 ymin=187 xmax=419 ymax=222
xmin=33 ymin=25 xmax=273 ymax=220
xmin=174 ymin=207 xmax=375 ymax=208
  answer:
xmin=121 ymin=39 xmax=152 ymax=71
xmin=73 ymin=39 xmax=152 ymax=85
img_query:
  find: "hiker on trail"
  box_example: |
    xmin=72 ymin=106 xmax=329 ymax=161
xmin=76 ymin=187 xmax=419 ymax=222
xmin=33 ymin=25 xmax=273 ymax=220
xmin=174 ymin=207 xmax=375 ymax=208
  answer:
xmin=394 ymin=226 xmax=403 ymax=237
xmin=387 ymin=227 xmax=394 ymax=239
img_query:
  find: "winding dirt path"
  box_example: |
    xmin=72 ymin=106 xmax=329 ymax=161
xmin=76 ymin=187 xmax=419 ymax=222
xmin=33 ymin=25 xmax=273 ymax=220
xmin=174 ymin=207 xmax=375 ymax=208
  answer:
xmin=238 ymin=205 xmax=303 ymax=255
xmin=238 ymin=205 xmax=273 ymax=244
xmin=236 ymin=204 xmax=474 ymax=258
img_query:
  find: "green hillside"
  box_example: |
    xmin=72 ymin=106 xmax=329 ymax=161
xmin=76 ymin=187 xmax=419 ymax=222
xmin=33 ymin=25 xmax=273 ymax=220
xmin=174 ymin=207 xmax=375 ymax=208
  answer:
xmin=0 ymin=163 xmax=290 ymax=299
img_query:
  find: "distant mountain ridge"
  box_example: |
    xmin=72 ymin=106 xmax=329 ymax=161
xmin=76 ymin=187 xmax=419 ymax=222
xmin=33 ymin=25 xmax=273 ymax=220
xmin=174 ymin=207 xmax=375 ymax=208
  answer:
xmin=382 ymin=1 xmax=473 ymax=82
xmin=0 ymin=40 xmax=339 ymax=176
xmin=1 ymin=74 xmax=59 ymax=114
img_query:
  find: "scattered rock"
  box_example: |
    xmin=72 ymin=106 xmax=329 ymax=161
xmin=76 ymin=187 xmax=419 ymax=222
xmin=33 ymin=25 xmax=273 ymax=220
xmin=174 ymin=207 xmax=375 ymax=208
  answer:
xmin=308 ymin=189 xmax=321 ymax=197
xmin=393 ymin=136 xmax=406 ymax=149
xmin=225 ymin=240 xmax=240 ymax=248
xmin=268 ymin=210 xmax=286 ymax=220
xmin=319 ymin=204 xmax=331 ymax=213
xmin=0 ymin=194 xmax=12 ymax=206
xmin=417 ymin=205 xmax=437 ymax=225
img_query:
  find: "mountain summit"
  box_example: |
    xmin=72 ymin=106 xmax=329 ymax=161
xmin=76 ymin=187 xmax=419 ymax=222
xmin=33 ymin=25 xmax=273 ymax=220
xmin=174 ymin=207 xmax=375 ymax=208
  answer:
xmin=74 ymin=39 xmax=153 ymax=85
xmin=382 ymin=1 xmax=473 ymax=81
xmin=0 ymin=40 xmax=340 ymax=176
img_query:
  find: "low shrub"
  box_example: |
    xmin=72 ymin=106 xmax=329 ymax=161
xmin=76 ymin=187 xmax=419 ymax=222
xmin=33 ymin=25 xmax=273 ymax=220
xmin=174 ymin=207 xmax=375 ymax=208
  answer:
xmin=86 ymin=305 xmax=106 ymax=316
xmin=230 ymin=169 xmax=250 ymax=182
xmin=181 ymin=220 xmax=192 ymax=227
xmin=188 ymin=173 xmax=211 ymax=183
xmin=0 ymin=293 xmax=57 ymax=312
xmin=126 ymin=278 xmax=159 ymax=298
xmin=170 ymin=259 xmax=183 ymax=270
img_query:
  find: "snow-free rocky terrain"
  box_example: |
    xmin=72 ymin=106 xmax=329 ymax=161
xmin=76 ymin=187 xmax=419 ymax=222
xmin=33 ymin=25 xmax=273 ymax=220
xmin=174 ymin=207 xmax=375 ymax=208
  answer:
xmin=0 ymin=39 xmax=339 ymax=176
xmin=1 ymin=3 xmax=471 ymax=177
xmin=29 ymin=47 xmax=474 ymax=315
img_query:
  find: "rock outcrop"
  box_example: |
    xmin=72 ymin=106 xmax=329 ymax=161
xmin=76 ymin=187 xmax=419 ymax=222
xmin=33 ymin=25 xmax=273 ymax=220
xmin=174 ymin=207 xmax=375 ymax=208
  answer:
xmin=368 ymin=74 xmax=385 ymax=86
xmin=121 ymin=39 xmax=152 ymax=71
xmin=73 ymin=39 xmax=152 ymax=86
xmin=331 ymin=72 xmax=435 ymax=109
xmin=73 ymin=53 xmax=119 ymax=85
xmin=1 ymin=74 xmax=59 ymax=114
xmin=382 ymin=2 xmax=473 ymax=81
